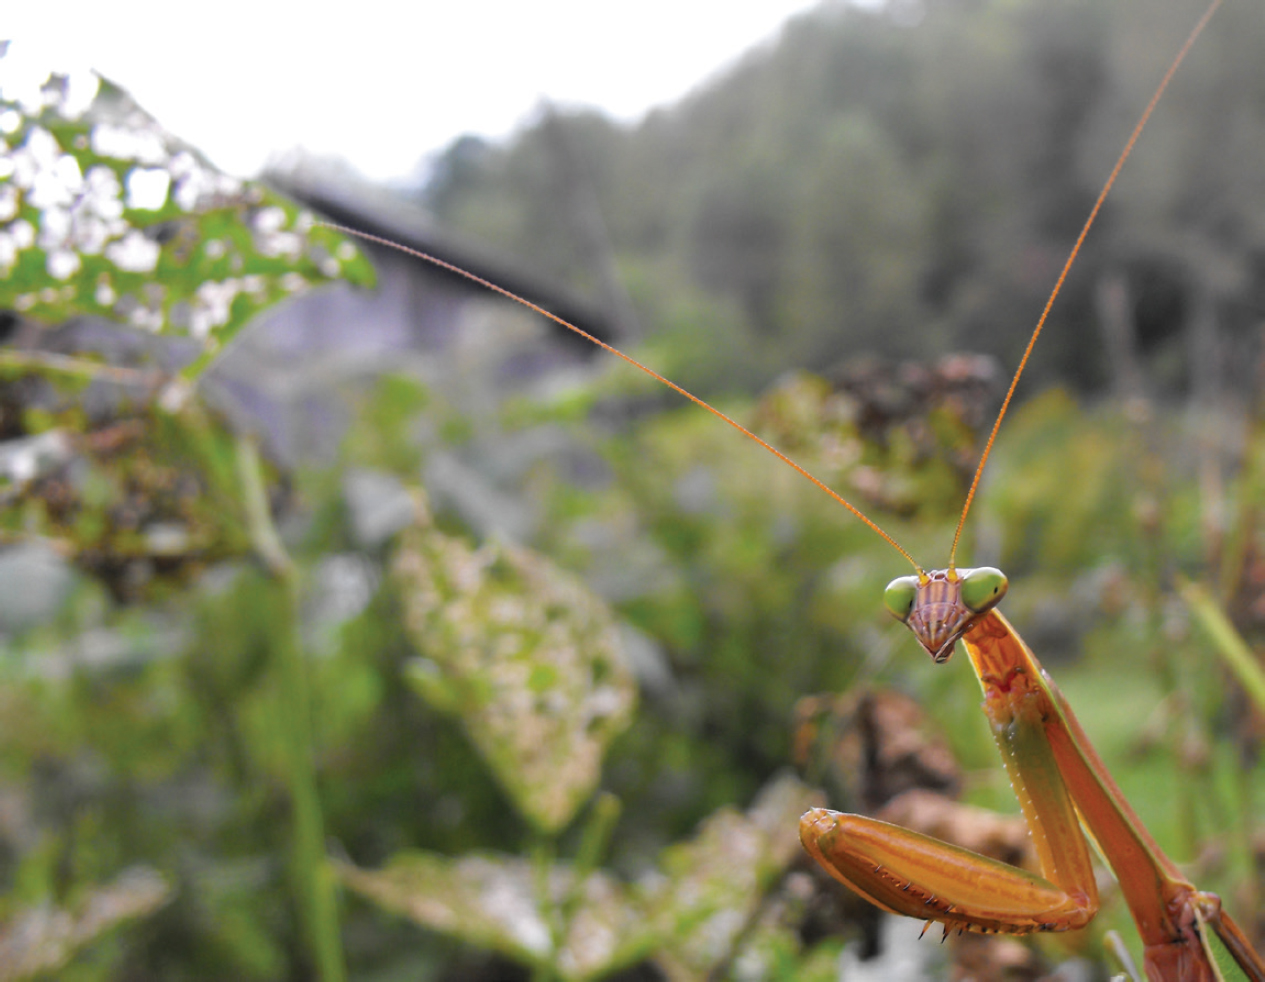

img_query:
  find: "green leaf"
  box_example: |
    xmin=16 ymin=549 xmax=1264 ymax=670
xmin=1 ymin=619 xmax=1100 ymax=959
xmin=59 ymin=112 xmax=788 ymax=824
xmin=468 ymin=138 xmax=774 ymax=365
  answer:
xmin=644 ymin=773 xmax=822 ymax=980
xmin=336 ymin=852 xmax=653 ymax=980
xmin=0 ymin=64 xmax=374 ymax=383
xmin=0 ymin=867 xmax=170 ymax=981
xmin=393 ymin=492 xmax=637 ymax=833
xmin=337 ymin=773 xmax=822 ymax=981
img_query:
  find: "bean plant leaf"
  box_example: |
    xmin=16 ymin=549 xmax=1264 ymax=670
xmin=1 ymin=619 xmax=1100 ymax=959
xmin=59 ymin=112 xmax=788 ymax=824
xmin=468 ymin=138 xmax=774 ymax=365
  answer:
xmin=0 ymin=866 xmax=170 ymax=982
xmin=393 ymin=493 xmax=636 ymax=833
xmin=337 ymin=773 xmax=822 ymax=981
xmin=337 ymin=853 xmax=652 ymax=981
xmin=645 ymin=773 xmax=822 ymax=981
xmin=711 ymin=896 xmax=842 ymax=982
xmin=0 ymin=57 xmax=374 ymax=382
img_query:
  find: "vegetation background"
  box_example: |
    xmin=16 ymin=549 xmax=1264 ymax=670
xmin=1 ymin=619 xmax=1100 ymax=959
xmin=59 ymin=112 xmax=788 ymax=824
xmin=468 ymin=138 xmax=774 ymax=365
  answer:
xmin=1 ymin=0 xmax=1264 ymax=979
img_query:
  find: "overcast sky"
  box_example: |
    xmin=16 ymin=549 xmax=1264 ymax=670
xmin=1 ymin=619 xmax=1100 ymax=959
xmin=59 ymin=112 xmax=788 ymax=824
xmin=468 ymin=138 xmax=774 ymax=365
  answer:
xmin=4 ymin=1 xmax=822 ymax=183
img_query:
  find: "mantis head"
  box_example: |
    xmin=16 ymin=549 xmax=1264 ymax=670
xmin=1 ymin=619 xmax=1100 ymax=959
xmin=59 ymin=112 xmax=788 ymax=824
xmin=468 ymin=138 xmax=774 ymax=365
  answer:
xmin=883 ymin=567 xmax=1008 ymax=663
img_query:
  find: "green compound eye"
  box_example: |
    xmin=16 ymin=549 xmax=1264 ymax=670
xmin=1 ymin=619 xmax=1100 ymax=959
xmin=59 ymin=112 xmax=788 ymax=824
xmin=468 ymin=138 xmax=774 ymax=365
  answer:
xmin=883 ymin=576 xmax=919 ymax=621
xmin=960 ymin=567 xmax=1008 ymax=612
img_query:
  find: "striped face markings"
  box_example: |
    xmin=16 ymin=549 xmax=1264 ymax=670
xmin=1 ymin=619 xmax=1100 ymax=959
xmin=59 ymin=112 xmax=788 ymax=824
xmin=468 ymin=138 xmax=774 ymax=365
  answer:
xmin=885 ymin=567 xmax=1009 ymax=663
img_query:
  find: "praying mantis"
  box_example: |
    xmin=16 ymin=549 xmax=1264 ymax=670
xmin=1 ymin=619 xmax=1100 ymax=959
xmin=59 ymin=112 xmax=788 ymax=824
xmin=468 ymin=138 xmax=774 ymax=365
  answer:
xmin=323 ymin=0 xmax=1265 ymax=977
xmin=798 ymin=4 xmax=1265 ymax=978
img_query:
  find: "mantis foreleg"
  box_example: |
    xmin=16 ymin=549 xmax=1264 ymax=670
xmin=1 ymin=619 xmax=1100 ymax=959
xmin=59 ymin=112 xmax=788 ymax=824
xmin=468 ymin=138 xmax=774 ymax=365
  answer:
xmin=801 ymin=611 xmax=1097 ymax=936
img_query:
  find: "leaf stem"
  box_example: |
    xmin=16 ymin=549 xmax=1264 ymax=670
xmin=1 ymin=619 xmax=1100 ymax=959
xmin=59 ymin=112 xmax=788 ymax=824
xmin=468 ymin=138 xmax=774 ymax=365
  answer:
xmin=237 ymin=436 xmax=346 ymax=982
xmin=1179 ymin=578 xmax=1265 ymax=715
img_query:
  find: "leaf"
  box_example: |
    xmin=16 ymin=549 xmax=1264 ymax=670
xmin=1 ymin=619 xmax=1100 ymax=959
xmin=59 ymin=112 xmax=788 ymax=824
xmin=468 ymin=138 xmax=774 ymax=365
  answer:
xmin=337 ymin=772 xmax=823 ymax=981
xmin=0 ymin=866 xmax=170 ymax=981
xmin=1193 ymin=900 xmax=1258 ymax=982
xmin=337 ymin=852 xmax=652 ymax=981
xmin=0 ymin=402 xmax=255 ymax=598
xmin=393 ymin=494 xmax=636 ymax=833
xmin=0 ymin=63 xmax=374 ymax=382
xmin=643 ymin=772 xmax=823 ymax=981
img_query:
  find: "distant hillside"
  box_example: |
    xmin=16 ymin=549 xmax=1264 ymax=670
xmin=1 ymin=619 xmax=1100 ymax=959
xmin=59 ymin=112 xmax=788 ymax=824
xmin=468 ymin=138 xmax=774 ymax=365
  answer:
xmin=413 ymin=0 xmax=1265 ymax=400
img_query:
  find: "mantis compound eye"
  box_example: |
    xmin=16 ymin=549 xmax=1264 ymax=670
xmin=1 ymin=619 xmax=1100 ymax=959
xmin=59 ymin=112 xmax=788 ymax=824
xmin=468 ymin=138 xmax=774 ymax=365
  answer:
xmin=960 ymin=567 xmax=1008 ymax=612
xmin=883 ymin=575 xmax=919 ymax=622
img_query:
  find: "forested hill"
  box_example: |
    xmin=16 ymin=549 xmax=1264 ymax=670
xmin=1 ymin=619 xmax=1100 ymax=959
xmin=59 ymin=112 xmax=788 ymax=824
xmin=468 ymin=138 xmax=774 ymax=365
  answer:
xmin=415 ymin=0 xmax=1265 ymax=399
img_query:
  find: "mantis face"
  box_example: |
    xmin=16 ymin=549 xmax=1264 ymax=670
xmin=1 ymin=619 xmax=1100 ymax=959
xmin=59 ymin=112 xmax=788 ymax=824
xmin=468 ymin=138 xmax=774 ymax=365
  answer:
xmin=883 ymin=567 xmax=1008 ymax=663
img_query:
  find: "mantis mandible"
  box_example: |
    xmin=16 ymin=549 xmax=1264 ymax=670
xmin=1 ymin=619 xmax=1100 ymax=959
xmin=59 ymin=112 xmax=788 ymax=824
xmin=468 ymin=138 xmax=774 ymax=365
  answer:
xmin=321 ymin=0 xmax=1264 ymax=976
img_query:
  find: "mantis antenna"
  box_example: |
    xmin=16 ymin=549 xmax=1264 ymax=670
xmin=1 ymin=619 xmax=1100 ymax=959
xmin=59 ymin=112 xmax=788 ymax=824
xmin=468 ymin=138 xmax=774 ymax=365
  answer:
xmin=946 ymin=0 xmax=1223 ymax=568
xmin=314 ymin=221 xmax=923 ymax=573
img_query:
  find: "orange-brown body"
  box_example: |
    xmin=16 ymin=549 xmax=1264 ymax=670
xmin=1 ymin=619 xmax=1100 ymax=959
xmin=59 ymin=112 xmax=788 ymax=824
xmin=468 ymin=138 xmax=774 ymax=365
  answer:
xmin=801 ymin=573 xmax=1261 ymax=981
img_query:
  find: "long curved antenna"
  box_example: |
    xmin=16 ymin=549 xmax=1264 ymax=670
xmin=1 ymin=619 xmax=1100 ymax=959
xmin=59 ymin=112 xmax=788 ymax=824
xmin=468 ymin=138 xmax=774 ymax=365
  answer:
xmin=318 ymin=222 xmax=924 ymax=573
xmin=947 ymin=0 xmax=1222 ymax=568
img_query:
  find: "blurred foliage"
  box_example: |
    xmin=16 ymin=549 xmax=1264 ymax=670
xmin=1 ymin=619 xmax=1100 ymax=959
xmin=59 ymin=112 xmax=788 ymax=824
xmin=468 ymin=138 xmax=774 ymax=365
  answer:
xmin=337 ymin=774 xmax=821 ymax=982
xmin=0 ymin=392 xmax=254 ymax=601
xmin=1 ymin=308 xmax=1263 ymax=978
xmin=2 ymin=3 xmax=1265 ymax=980
xmin=0 ymin=868 xmax=170 ymax=982
xmin=0 ymin=48 xmax=373 ymax=981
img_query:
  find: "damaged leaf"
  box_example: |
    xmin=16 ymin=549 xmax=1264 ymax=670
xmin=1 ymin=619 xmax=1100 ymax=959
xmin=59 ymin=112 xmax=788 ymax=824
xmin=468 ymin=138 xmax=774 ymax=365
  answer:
xmin=0 ymin=55 xmax=374 ymax=382
xmin=338 ymin=852 xmax=651 ymax=980
xmin=0 ymin=866 xmax=170 ymax=982
xmin=338 ymin=772 xmax=823 ymax=981
xmin=645 ymin=773 xmax=823 ymax=981
xmin=394 ymin=495 xmax=636 ymax=832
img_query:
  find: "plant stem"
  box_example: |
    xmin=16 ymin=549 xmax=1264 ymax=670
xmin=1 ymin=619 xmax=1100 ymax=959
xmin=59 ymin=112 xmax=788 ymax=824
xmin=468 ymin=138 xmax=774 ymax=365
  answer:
xmin=1180 ymin=578 xmax=1265 ymax=715
xmin=238 ymin=437 xmax=346 ymax=982
xmin=529 ymin=835 xmax=560 ymax=982
xmin=0 ymin=348 xmax=159 ymax=385
xmin=562 ymin=792 xmax=620 ymax=925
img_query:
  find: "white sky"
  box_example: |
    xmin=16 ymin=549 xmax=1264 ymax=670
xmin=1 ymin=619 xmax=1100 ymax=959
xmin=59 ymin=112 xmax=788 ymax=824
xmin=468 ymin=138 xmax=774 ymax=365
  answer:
xmin=4 ymin=0 xmax=822 ymax=183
